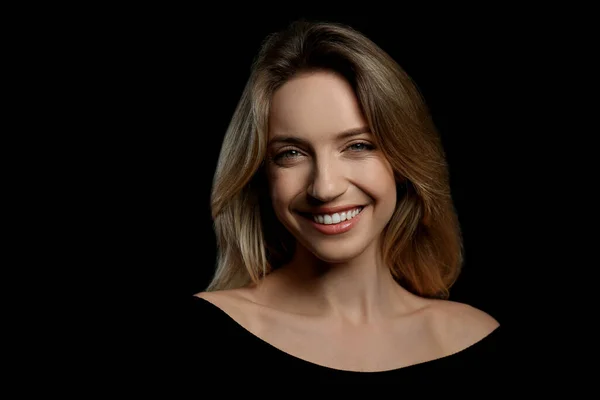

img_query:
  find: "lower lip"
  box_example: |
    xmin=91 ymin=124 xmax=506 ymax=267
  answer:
xmin=303 ymin=208 xmax=365 ymax=235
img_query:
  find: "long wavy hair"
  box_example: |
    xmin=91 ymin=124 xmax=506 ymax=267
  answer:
xmin=206 ymin=20 xmax=463 ymax=299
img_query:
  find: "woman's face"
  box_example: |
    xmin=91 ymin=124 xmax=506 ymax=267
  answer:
xmin=265 ymin=70 xmax=397 ymax=263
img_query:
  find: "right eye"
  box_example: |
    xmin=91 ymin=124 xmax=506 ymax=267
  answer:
xmin=274 ymin=149 xmax=302 ymax=161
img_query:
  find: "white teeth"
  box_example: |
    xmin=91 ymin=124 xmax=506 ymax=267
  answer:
xmin=312 ymin=207 xmax=363 ymax=225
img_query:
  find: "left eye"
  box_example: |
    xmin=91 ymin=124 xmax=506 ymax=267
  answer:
xmin=348 ymin=143 xmax=370 ymax=151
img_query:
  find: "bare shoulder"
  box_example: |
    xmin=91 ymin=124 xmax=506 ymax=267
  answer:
xmin=195 ymin=288 xmax=250 ymax=306
xmin=194 ymin=288 xmax=257 ymax=319
xmin=427 ymin=299 xmax=500 ymax=355
xmin=194 ymin=290 xmax=230 ymax=302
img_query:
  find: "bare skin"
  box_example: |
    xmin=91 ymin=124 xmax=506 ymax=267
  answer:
xmin=197 ymin=70 xmax=499 ymax=372
xmin=197 ymin=267 xmax=499 ymax=372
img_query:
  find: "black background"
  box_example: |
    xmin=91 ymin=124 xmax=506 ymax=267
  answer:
xmin=15 ymin=6 xmax=593 ymax=392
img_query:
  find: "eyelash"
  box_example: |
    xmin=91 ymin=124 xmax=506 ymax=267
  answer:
xmin=272 ymin=141 xmax=375 ymax=162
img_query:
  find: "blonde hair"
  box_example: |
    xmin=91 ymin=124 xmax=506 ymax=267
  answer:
xmin=206 ymin=20 xmax=463 ymax=298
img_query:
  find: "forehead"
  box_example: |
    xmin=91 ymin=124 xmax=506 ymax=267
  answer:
xmin=268 ymin=70 xmax=367 ymax=141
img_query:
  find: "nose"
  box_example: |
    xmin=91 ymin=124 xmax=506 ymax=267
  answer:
xmin=306 ymin=157 xmax=347 ymax=203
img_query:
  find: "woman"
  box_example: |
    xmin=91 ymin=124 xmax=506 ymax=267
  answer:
xmin=190 ymin=20 xmax=501 ymax=383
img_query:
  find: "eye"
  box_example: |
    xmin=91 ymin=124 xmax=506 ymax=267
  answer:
xmin=275 ymin=149 xmax=302 ymax=160
xmin=271 ymin=148 xmax=306 ymax=165
xmin=346 ymin=142 xmax=375 ymax=152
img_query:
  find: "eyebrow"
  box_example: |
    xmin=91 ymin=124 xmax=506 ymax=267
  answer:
xmin=268 ymin=126 xmax=371 ymax=147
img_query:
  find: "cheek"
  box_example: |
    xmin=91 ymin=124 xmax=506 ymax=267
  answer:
xmin=268 ymin=170 xmax=304 ymax=211
xmin=355 ymin=159 xmax=397 ymax=201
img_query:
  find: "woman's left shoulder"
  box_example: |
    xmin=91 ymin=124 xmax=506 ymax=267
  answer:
xmin=427 ymin=299 xmax=500 ymax=354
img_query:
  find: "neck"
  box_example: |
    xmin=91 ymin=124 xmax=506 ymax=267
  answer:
xmin=256 ymin=240 xmax=419 ymax=324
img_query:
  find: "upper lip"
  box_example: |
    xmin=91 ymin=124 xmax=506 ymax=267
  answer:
xmin=300 ymin=204 xmax=364 ymax=215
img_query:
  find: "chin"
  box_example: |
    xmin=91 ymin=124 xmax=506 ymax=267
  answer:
xmin=303 ymin=240 xmax=371 ymax=264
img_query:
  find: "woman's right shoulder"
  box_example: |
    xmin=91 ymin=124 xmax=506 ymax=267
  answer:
xmin=189 ymin=291 xmax=232 ymax=320
xmin=183 ymin=291 xmax=240 ymax=346
xmin=189 ymin=290 xmax=254 ymax=327
xmin=172 ymin=291 xmax=254 ymax=383
xmin=185 ymin=289 xmax=263 ymax=362
xmin=193 ymin=289 xmax=251 ymax=310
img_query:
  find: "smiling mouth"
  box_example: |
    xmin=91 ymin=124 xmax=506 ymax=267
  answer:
xmin=299 ymin=206 xmax=364 ymax=225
